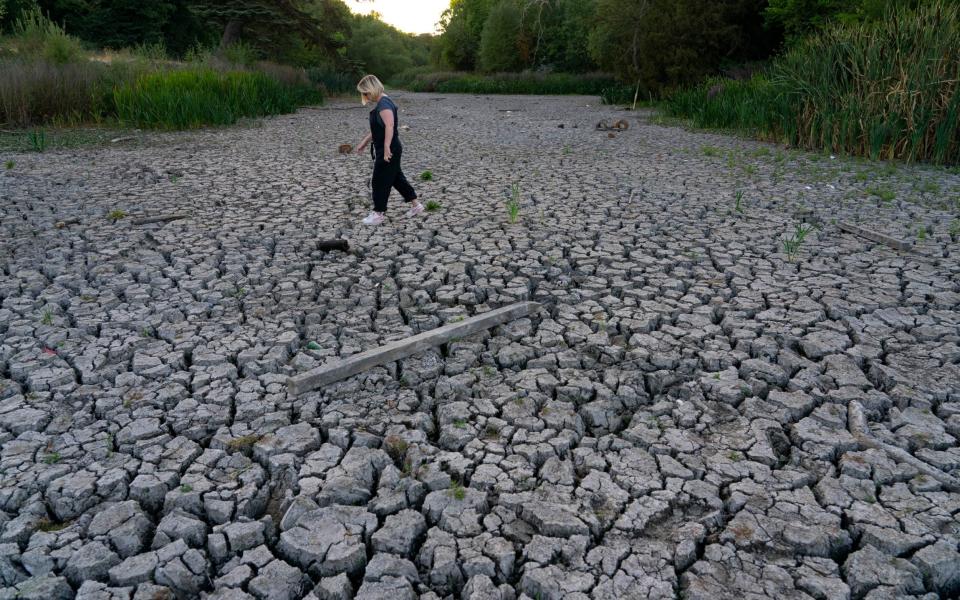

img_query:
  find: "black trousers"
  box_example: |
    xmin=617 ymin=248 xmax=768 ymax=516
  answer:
xmin=371 ymin=147 xmax=417 ymax=213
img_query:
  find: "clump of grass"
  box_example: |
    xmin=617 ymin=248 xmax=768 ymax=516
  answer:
xmin=867 ymin=186 xmax=896 ymax=202
xmin=916 ymin=226 xmax=927 ymax=241
xmin=663 ymin=1 xmax=960 ymax=165
xmin=40 ymin=310 xmax=53 ymax=325
xmin=506 ymin=182 xmax=521 ymax=224
xmin=29 ymin=129 xmax=47 ymax=153
xmin=108 ymin=209 xmax=127 ymax=221
xmin=5 ymin=161 xmax=15 ymax=170
xmin=448 ymin=480 xmax=466 ymax=501
xmin=419 ymin=170 xmax=433 ymax=181
xmin=734 ymin=190 xmax=745 ymax=213
xmin=180 ymin=484 xmax=193 ymax=493
xmin=113 ymin=68 xmax=323 ymax=130
xmin=425 ymin=199 xmax=441 ymax=212
xmin=453 ymin=418 xmax=467 ymax=429
xmin=36 ymin=517 xmax=71 ymax=533
xmin=43 ymin=452 xmax=61 ymax=464
xmin=782 ymin=222 xmax=815 ymax=261
xmin=949 ymin=218 xmax=960 ymax=239
xmin=702 ymin=145 xmax=721 ymax=157
xmin=384 ymin=435 xmax=409 ymax=464
xmin=226 ymin=434 xmax=262 ymax=454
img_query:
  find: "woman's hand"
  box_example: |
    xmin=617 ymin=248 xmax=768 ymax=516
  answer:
xmin=383 ymin=148 xmax=392 ymax=162
xmin=355 ymin=141 xmax=367 ymax=155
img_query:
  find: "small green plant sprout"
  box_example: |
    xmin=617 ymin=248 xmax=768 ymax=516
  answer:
xmin=107 ymin=209 xmax=127 ymax=221
xmin=180 ymin=484 xmax=193 ymax=493
xmin=782 ymin=222 xmax=815 ymax=261
xmin=231 ymin=284 xmax=246 ymax=299
xmin=453 ymin=418 xmax=467 ymax=429
xmin=734 ymin=190 xmax=744 ymax=213
xmin=867 ymin=186 xmax=896 ymax=203
xmin=702 ymin=145 xmax=720 ymax=157
xmin=562 ymin=144 xmax=572 ymax=155
xmin=43 ymin=452 xmax=61 ymax=464
xmin=384 ymin=435 xmax=409 ymax=463
xmin=449 ymin=480 xmax=466 ymax=501
xmin=916 ymin=226 xmax=927 ymax=241
xmin=140 ymin=327 xmax=152 ymax=338
xmin=425 ymin=199 xmax=441 ymax=212
xmin=507 ymin=182 xmax=521 ymax=223
xmin=4 ymin=160 xmax=14 ymax=170
xmin=29 ymin=129 xmax=47 ymax=153
xmin=306 ymin=341 xmax=322 ymax=351
xmin=419 ymin=170 xmax=433 ymax=181
xmin=40 ymin=310 xmax=53 ymax=325
xmin=169 ymin=174 xmax=180 ymax=183
xmin=949 ymin=218 xmax=960 ymax=239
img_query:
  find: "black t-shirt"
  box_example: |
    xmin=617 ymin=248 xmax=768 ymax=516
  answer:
xmin=369 ymin=95 xmax=402 ymax=158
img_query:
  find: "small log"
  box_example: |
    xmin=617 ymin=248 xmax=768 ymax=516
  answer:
xmin=288 ymin=301 xmax=542 ymax=395
xmin=317 ymin=239 xmax=349 ymax=252
xmin=837 ymin=221 xmax=911 ymax=252
xmin=848 ymin=401 xmax=960 ymax=492
xmin=54 ymin=217 xmax=81 ymax=229
xmin=131 ymin=213 xmax=190 ymax=226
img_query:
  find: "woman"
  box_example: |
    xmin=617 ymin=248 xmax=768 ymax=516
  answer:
xmin=355 ymin=75 xmax=424 ymax=226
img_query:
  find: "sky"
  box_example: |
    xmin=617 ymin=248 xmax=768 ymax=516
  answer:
xmin=344 ymin=0 xmax=449 ymax=35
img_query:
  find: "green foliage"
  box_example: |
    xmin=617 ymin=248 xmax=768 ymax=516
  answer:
xmin=4 ymin=160 xmax=13 ymax=169
xmin=765 ymin=0 xmax=921 ymax=40
xmin=420 ymin=170 xmax=433 ymax=181
xmin=402 ymin=70 xmax=620 ymax=95
xmin=478 ymin=0 xmax=526 ymax=72
xmin=663 ymin=1 xmax=960 ymax=165
xmin=28 ymin=128 xmax=45 ymax=151
xmin=346 ymin=13 xmax=432 ymax=82
xmin=107 ymin=209 xmax=126 ymax=220
xmin=8 ymin=7 xmax=84 ymax=63
xmin=425 ymin=199 xmax=441 ymax=211
xmin=589 ymin=0 xmax=775 ymax=95
xmin=220 ymin=40 xmax=259 ymax=66
xmin=507 ymin=182 xmax=521 ymax=223
xmin=437 ymin=0 xmax=496 ymax=70
xmin=113 ymin=68 xmax=322 ymax=129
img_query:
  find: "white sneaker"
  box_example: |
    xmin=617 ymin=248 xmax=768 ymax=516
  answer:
xmin=405 ymin=201 xmax=425 ymax=218
xmin=362 ymin=212 xmax=384 ymax=226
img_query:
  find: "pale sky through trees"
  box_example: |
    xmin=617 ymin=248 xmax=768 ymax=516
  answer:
xmin=344 ymin=0 xmax=449 ymax=34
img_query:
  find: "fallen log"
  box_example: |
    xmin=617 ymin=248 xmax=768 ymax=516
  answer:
xmin=317 ymin=240 xmax=349 ymax=252
xmin=848 ymin=401 xmax=960 ymax=492
xmin=131 ymin=213 xmax=190 ymax=226
xmin=837 ymin=221 xmax=911 ymax=252
xmin=288 ymin=301 xmax=542 ymax=395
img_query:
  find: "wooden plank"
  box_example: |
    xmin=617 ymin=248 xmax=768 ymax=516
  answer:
xmin=837 ymin=221 xmax=911 ymax=252
xmin=288 ymin=301 xmax=542 ymax=396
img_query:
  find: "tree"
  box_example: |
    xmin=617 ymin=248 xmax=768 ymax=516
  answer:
xmin=478 ymin=0 xmax=527 ymax=71
xmin=189 ymin=0 xmax=346 ymax=56
xmin=437 ymin=0 xmax=496 ymax=70
xmin=765 ymin=0 xmax=926 ymax=40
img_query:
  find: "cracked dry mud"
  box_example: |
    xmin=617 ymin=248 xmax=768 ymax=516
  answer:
xmin=1 ymin=93 xmax=960 ymax=600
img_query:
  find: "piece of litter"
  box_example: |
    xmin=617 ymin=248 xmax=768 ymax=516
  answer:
xmin=306 ymin=342 xmax=322 ymax=351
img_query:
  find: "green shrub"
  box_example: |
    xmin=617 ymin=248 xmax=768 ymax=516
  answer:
xmin=113 ymin=68 xmax=323 ymax=129
xmin=221 ymin=41 xmax=260 ymax=67
xmin=9 ymin=8 xmax=84 ymax=65
xmin=664 ymin=1 xmax=960 ymax=165
xmin=403 ymin=71 xmax=622 ymax=96
xmin=307 ymin=65 xmax=358 ymax=96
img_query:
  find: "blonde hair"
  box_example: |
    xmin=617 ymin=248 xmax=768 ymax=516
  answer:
xmin=357 ymin=74 xmax=385 ymax=105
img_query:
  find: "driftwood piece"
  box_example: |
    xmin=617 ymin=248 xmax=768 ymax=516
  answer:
xmin=596 ymin=119 xmax=630 ymax=132
xmin=837 ymin=221 xmax=911 ymax=252
xmin=338 ymin=144 xmax=353 ymax=154
xmin=54 ymin=217 xmax=81 ymax=229
xmin=848 ymin=401 xmax=960 ymax=492
xmin=317 ymin=240 xmax=349 ymax=252
xmin=288 ymin=301 xmax=542 ymax=395
xmin=131 ymin=213 xmax=190 ymax=226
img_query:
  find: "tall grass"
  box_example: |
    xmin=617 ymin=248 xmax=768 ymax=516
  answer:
xmin=113 ymin=69 xmax=323 ymax=129
xmin=0 ymin=59 xmax=114 ymax=126
xmin=664 ymin=1 xmax=960 ymax=165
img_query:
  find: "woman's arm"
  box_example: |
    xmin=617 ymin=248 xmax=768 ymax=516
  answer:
xmin=356 ymin=132 xmax=372 ymax=153
xmin=380 ymin=109 xmax=395 ymax=161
